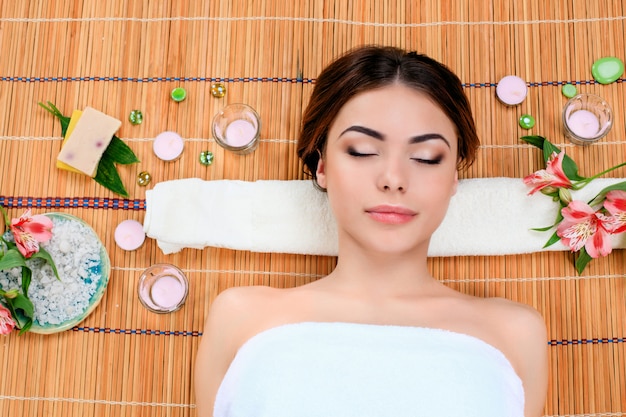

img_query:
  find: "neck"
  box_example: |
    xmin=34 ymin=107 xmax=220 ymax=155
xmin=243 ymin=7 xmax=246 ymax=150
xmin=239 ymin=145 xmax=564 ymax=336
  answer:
xmin=327 ymin=242 xmax=436 ymax=298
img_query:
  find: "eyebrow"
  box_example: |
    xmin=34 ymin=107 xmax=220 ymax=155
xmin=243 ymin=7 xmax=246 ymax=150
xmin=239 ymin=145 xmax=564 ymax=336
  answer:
xmin=339 ymin=125 xmax=451 ymax=148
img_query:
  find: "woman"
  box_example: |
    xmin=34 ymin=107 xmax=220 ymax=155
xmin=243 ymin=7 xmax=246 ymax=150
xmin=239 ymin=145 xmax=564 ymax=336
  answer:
xmin=195 ymin=46 xmax=548 ymax=416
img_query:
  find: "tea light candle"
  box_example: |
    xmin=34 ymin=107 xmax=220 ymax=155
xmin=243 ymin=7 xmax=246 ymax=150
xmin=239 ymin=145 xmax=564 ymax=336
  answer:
xmin=225 ymin=119 xmax=257 ymax=147
xmin=496 ymin=75 xmax=528 ymax=105
xmin=566 ymin=110 xmax=600 ymax=139
xmin=150 ymin=275 xmax=185 ymax=309
xmin=138 ymin=264 xmax=189 ymax=313
xmin=153 ymin=131 xmax=184 ymax=161
xmin=114 ymin=219 xmax=146 ymax=251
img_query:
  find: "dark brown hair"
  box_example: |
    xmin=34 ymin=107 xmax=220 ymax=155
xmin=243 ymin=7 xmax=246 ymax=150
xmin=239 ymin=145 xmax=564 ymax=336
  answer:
xmin=297 ymin=45 xmax=479 ymax=182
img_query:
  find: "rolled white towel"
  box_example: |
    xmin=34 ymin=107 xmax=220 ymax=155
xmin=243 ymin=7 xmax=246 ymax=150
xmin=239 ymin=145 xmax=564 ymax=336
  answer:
xmin=143 ymin=177 xmax=626 ymax=256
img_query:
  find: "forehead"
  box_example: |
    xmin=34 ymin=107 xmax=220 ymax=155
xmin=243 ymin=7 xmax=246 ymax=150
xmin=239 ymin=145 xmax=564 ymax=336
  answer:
xmin=328 ymin=84 xmax=458 ymax=148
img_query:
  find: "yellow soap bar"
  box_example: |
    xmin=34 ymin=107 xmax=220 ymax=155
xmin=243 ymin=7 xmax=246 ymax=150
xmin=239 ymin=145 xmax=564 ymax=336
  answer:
xmin=56 ymin=107 xmax=121 ymax=177
xmin=56 ymin=110 xmax=83 ymax=174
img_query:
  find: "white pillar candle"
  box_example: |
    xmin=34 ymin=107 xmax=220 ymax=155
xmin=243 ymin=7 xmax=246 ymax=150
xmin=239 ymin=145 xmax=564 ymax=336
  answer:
xmin=153 ymin=131 xmax=184 ymax=161
xmin=566 ymin=110 xmax=600 ymax=139
xmin=225 ymin=119 xmax=257 ymax=147
xmin=150 ymin=275 xmax=185 ymax=309
xmin=496 ymin=75 xmax=528 ymax=105
xmin=114 ymin=219 xmax=146 ymax=251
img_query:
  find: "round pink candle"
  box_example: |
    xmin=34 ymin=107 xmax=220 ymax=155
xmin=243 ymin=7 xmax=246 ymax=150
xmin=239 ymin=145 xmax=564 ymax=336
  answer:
xmin=496 ymin=75 xmax=528 ymax=105
xmin=225 ymin=119 xmax=257 ymax=147
xmin=153 ymin=131 xmax=184 ymax=161
xmin=114 ymin=219 xmax=146 ymax=251
xmin=150 ymin=275 xmax=185 ymax=308
xmin=567 ymin=110 xmax=600 ymax=139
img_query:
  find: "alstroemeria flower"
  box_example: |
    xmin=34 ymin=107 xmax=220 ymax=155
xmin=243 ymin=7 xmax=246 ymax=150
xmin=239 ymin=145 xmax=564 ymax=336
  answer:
xmin=603 ymin=190 xmax=626 ymax=234
xmin=0 ymin=304 xmax=16 ymax=335
xmin=557 ymin=200 xmax=612 ymax=258
xmin=523 ymin=151 xmax=572 ymax=195
xmin=9 ymin=210 xmax=53 ymax=258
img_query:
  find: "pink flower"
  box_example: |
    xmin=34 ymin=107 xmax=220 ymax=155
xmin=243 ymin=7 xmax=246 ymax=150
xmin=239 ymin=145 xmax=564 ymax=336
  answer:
xmin=0 ymin=304 xmax=16 ymax=334
xmin=603 ymin=190 xmax=626 ymax=234
xmin=10 ymin=210 xmax=53 ymax=258
xmin=523 ymin=151 xmax=572 ymax=195
xmin=557 ymin=200 xmax=612 ymax=258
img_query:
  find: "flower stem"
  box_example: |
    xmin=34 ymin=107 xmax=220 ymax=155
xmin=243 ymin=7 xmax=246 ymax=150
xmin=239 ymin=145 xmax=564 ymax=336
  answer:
xmin=572 ymin=161 xmax=626 ymax=190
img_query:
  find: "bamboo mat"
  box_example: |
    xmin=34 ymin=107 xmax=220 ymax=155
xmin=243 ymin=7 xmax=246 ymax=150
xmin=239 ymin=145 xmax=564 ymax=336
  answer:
xmin=0 ymin=1 xmax=625 ymax=416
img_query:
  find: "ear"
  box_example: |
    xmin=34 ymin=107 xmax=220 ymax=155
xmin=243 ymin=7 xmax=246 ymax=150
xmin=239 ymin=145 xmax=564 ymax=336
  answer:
xmin=315 ymin=155 xmax=327 ymax=189
xmin=451 ymin=170 xmax=459 ymax=196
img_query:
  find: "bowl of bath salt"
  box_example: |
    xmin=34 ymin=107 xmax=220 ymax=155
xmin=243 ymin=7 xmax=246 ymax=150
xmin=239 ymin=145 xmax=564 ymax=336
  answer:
xmin=0 ymin=213 xmax=110 ymax=334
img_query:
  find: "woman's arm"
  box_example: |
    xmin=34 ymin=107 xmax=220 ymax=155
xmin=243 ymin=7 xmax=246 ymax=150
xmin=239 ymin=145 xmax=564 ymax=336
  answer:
xmin=194 ymin=288 xmax=251 ymax=417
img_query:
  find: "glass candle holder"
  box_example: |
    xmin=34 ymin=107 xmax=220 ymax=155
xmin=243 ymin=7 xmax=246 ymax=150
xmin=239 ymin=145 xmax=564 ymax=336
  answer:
xmin=138 ymin=264 xmax=189 ymax=313
xmin=562 ymin=93 xmax=612 ymax=145
xmin=212 ymin=103 xmax=261 ymax=155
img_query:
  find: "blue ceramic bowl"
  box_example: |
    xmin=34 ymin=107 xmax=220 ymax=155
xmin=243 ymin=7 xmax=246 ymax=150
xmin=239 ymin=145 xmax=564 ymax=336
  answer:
xmin=29 ymin=213 xmax=111 ymax=334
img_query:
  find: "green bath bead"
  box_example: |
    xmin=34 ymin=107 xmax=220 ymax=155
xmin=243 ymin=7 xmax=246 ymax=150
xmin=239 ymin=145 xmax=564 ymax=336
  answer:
xmin=137 ymin=171 xmax=152 ymax=186
xmin=171 ymin=87 xmax=187 ymax=102
xmin=199 ymin=151 xmax=214 ymax=166
xmin=561 ymin=84 xmax=577 ymax=98
xmin=591 ymin=57 xmax=624 ymax=85
xmin=518 ymin=114 xmax=535 ymax=129
xmin=128 ymin=109 xmax=144 ymax=125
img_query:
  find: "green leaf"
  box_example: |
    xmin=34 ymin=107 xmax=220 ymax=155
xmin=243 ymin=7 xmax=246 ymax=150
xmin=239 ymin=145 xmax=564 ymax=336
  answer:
xmin=531 ymin=225 xmax=556 ymax=232
xmin=31 ymin=246 xmax=60 ymax=280
xmin=94 ymin=157 xmax=129 ymax=197
xmin=543 ymin=231 xmax=562 ymax=248
xmin=38 ymin=101 xmax=71 ymax=136
xmin=3 ymin=292 xmax=34 ymax=333
xmin=0 ymin=248 xmax=28 ymax=270
xmin=520 ymin=135 xmax=546 ymax=149
xmin=20 ymin=266 xmax=31 ymax=297
xmin=575 ymin=248 xmax=593 ymax=275
xmin=522 ymin=135 xmax=586 ymax=181
xmin=595 ymin=180 xmax=626 ymax=200
xmin=105 ymin=136 xmax=140 ymax=165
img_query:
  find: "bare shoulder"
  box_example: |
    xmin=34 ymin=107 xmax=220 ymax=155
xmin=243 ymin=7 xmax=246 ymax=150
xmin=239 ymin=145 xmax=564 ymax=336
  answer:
xmin=194 ymin=286 xmax=288 ymax=416
xmin=481 ymin=297 xmax=548 ymax=417
xmin=206 ymin=285 xmax=288 ymax=344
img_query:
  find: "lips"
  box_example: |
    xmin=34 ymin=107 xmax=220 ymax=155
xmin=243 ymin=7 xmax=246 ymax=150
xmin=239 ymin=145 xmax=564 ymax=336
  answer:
xmin=365 ymin=205 xmax=417 ymax=224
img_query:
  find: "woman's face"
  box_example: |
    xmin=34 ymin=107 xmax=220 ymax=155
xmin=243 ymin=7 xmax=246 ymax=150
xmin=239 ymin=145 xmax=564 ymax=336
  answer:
xmin=316 ymin=83 xmax=459 ymax=255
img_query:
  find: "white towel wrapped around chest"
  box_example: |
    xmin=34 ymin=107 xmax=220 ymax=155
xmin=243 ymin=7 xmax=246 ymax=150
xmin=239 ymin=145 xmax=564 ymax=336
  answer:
xmin=214 ymin=322 xmax=525 ymax=417
xmin=143 ymin=177 xmax=626 ymax=256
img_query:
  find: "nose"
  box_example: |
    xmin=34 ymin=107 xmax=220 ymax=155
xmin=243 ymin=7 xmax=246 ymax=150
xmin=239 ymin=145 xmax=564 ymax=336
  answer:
xmin=377 ymin=160 xmax=408 ymax=192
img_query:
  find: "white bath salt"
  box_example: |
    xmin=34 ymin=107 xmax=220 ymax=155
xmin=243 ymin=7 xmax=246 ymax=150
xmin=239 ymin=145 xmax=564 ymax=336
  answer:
xmin=0 ymin=216 xmax=103 ymax=326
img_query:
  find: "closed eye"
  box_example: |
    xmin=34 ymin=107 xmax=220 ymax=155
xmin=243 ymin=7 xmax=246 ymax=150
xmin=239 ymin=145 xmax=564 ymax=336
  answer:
xmin=411 ymin=157 xmax=442 ymax=165
xmin=348 ymin=148 xmax=377 ymax=157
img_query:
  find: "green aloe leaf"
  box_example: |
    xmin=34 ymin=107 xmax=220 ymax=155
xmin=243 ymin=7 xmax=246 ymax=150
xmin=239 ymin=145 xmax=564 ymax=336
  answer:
xmin=39 ymin=101 xmax=139 ymax=197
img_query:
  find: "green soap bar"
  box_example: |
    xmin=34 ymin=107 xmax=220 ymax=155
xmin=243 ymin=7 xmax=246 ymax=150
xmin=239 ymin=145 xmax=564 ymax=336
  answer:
xmin=561 ymin=83 xmax=577 ymax=98
xmin=591 ymin=57 xmax=624 ymax=84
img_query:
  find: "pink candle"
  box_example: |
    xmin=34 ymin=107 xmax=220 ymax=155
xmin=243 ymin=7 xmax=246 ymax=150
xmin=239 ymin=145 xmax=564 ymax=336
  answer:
xmin=225 ymin=119 xmax=258 ymax=147
xmin=566 ymin=110 xmax=600 ymax=139
xmin=496 ymin=75 xmax=528 ymax=105
xmin=150 ymin=275 xmax=185 ymax=309
xmin=153 ymin=131 xmax=184 ymax=161
xmin=114 ymin=219 xmax=146 ymax=251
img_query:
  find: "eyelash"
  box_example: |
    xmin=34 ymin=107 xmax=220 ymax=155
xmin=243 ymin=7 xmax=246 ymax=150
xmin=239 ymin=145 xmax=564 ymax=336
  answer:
xmin=348 ymin=148 xmax=442 ymax=165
